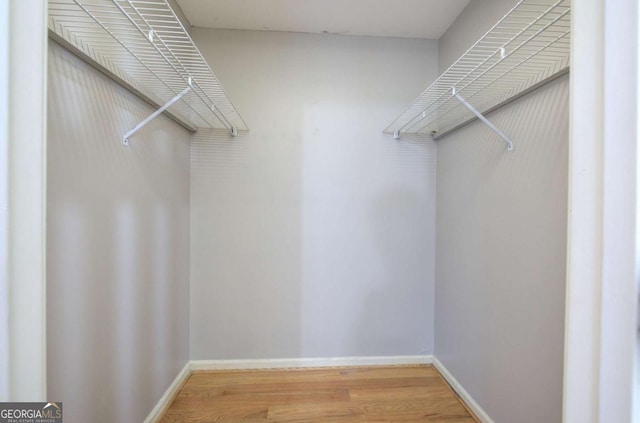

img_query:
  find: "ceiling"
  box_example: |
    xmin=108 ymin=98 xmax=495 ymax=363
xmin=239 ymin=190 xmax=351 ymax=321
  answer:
xmin=174 ymin=0 xmax=472 ymax=39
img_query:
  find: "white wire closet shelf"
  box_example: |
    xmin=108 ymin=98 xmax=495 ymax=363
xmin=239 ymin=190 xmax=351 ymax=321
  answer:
xmin=48 ymin=0 xmax=248 ymax=144
xmin=384 ymin=0 xmax=570 ymax=151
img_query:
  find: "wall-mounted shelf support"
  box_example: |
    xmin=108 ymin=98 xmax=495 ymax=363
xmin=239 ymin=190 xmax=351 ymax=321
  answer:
xmin=123 ymin=79 xmax=193 ymax=146
xmin=383 ymin=0 xmax=570 ymax=150
xmin=49 ymin=0 xmax=249 ymax=144
xmin=449 ymin=87 xmax=514 ymax=152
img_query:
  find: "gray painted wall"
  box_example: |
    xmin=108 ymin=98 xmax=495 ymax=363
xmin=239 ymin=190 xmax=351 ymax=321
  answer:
xmin=47 ymin=42 xmax=191 ymax=423
xmin=434 ymin=0 xmax=568 ymax=422
xmin=189 ymin=29 xmax=439 ymax=360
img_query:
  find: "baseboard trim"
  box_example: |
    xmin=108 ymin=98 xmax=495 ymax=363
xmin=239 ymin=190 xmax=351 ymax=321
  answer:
xmin=432 ymin=356 xmax=494 ymax=423
xmin=144 ymin=361 xmax=191 ymax=423
xmin=144 ymin=355 xmax=444 ymax=422
xmin=190 ymin=355 xmax=433 ymax=371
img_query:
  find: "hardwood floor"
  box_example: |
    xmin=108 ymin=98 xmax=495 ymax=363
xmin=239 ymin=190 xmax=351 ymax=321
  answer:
xmin=160 ymin=365 xmax=478 ymax=422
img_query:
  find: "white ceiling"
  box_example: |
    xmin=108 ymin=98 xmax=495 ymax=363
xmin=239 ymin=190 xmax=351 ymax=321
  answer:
xmin=175 ymin=0 xmax=472 ymax=39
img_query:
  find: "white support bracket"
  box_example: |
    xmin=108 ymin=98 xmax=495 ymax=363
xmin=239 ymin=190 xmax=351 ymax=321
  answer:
xmin=450 ymin=86 xmax=514 ymax=152
xmin=123 ymin=78 xmax=193 ymax=146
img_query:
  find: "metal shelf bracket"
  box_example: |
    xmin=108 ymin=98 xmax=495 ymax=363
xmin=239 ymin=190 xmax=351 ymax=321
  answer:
xmin=123 ymin=78 xmax=193 ymax=146
xmin=449 ymin=87 xmax=514 ymax=152
xmin=382 ymin=0 xmax=569 ymax=146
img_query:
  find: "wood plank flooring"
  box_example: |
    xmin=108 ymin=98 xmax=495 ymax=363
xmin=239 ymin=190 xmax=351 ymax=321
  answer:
xmin=160 ymin=365 xmax=478 ymax=422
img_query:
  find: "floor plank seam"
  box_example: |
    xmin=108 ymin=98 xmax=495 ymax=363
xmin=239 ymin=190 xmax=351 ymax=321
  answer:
xmin=162 ymin=365 xmax=477 ymax=422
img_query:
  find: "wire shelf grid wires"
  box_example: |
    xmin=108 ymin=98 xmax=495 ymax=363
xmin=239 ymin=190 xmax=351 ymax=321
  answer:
xmin=384 ymin=0 xmax=570 ymax=138
xmin=48 ymin=0 xmax=248 ymax=132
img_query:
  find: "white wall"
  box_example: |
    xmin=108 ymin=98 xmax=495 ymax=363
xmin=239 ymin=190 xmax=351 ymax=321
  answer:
xmin=47 ymin=42 xmax=191 ymax=423
xmin=564 ymin=0 xmax=640 ymax=421
xmin=189 ymin=29 xmax=439 ymax=360
xmin=434 ymin=0 xmax=568 ymax=422
xmin=0 ymin=0 xmax=9 ymax=402
xmin=7 ymin=0 xmax=48 ymax=401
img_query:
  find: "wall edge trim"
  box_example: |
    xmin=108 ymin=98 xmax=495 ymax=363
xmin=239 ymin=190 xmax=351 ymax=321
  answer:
xmin=143 ymin=361 xmax=192 ymax=423
xmin=432 ymin=356 xmax=495 ymax=423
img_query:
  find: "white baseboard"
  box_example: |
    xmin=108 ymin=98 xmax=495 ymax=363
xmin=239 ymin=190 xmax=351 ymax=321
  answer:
xmin=144 ymin=361 xmax=191 ymax=423
xmin=145 ymin=355 xmax=464 ymax=423
xmin=432 ymin=356 xmax=494 ymax=423
xmin=191 ymin=355 xmax=433 ymax=371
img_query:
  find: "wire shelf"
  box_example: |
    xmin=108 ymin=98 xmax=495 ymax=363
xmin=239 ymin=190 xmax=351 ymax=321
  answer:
xmin=384 ymin=0 xmax=570 ymax=139
xmin=48 ymin=0 xmax=248 ymax=133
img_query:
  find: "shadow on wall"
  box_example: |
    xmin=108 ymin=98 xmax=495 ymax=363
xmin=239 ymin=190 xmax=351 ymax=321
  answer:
xmin=188 ymin=27 xmax=440 ymax=361
xmin=434 ymin=75 xmax=569 ymax=423
xmin=360 ymin=133 xmax=437 ymax=356
xmin=47 ymin=42 xmax=190 ymax=423
xmin=190 ymin=127 xmax=304 ymax=359
xmin=355 ymin=186 xmax=433 ymax=355
xmin=300 ymin=103 xmax=437 ymax=357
